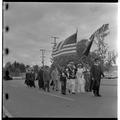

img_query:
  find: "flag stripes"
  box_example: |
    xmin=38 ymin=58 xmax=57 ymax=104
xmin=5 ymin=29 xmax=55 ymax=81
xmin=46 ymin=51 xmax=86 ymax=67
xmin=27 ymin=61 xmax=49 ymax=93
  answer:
xmin=53 ymin=41 xmax=63 ymax=52
xmin=62 ymin=43 xmax=76 ymax=48
xmin=52 ymin=50 xmax=76 ymax=57
xmin=52 ymin=32 xmax=77 ymax=58
xmin=52 ymin=47 xmax=76 ymax=55
xmin=53 ymin=44 xmax=76 ymax=53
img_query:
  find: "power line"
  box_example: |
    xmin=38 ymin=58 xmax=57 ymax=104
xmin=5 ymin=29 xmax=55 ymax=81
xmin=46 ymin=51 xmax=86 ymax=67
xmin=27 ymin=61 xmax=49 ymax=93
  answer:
xmin=51 ymin=36 xmax=59 ymax=48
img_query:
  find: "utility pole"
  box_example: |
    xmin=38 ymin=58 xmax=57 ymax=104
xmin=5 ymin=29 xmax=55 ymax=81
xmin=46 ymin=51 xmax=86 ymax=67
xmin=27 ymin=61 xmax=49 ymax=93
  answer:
xmin=51 ymin=36 xmax=59 ymax=48
xmin=50 ymin=36 xmax=59 ymax=63
xmin=40 ymin=49 xmax=45 ymax=67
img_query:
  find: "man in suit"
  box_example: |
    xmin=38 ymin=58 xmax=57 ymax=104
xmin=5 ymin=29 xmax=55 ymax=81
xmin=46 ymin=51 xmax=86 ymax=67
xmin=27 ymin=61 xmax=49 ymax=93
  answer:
xmin=37 ymin=68 xmax=44 ymax=90
xmin=25 ymin=68 xmax=31 ymax=87
xmin=90 ymin=58 xmax=104 ymax=97
xmin=43 ymin=66 xmax=50 ymax=92
xmin=51 ymin=68 xmax=59 ymax=91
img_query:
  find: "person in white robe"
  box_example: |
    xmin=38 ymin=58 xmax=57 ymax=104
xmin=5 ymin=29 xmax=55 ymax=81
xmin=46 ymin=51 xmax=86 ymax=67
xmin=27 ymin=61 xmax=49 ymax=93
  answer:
xmin=76 ymin=65 xmax=86 ymax=93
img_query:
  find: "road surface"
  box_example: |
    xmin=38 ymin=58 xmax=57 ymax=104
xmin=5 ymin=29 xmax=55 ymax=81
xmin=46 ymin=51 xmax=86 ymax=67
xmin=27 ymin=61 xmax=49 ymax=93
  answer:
xmin=3 ymin=78 xmax=117 ymax=118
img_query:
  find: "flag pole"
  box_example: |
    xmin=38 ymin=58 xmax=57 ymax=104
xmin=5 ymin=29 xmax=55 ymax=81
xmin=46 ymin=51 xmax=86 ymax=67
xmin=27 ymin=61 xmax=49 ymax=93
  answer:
xmin=76 ymin=27 xmax=78 ymax=33
xmin=76 ymin=27 xmax=78 ymax=42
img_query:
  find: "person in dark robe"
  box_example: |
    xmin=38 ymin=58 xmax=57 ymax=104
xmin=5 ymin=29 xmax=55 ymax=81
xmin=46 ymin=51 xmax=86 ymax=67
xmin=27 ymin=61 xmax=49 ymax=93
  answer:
xmin=31 ymin=69 xmax=36 ymax=88
xmin=90 ymin=58 xmax=105 ymax=97
xmin=25 ymin=69 xmax=31 ymax=87
xmin=29 ymin=69 xmax=33 ymax=87
xmin=89 ymin=75 xmax=94 ymax=92
xmin=37 ymin=68 xmax=44 ymax=90
xmin=26 ymin=68 xmax=34 ymax=88
xmin=60 ymin=67 xmax=67 ymax=95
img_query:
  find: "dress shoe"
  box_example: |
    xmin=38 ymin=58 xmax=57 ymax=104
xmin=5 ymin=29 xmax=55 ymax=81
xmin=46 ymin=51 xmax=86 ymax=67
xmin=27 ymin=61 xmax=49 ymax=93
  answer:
xmin=68 ymin=90 xmax=71 ymax=93
xmin=97 ymin=94 xmax=102 ymax=97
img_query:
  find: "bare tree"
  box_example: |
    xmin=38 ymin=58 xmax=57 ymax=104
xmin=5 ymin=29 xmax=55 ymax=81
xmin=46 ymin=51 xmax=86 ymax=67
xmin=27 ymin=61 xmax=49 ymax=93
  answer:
xmin=107 ymin=50 xmax=117 ymax=64
xmin=93 ymin=32 xmax=109 ymax=64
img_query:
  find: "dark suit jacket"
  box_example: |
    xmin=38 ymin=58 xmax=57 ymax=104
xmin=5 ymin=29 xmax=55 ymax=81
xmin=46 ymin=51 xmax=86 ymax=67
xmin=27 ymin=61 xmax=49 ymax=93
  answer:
xmin=26 ymin=72 xmax=31 ymax=80
xmin=37 ymin=69 xmax=43 ymax=80
xmin=37 ymin=69 xmax=44 ymax=87
xmin=90 ymin=64 xmax=104 ymax=81
xmin=43 ymin=69 xmax=50 ymax=82
xmin=90 ymin=64 xmax=104 ymax=90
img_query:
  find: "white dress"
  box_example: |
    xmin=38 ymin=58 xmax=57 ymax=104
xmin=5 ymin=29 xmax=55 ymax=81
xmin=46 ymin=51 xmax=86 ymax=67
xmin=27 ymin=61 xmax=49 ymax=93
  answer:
xmin=76 ymin=68 xmax=85 ymax=93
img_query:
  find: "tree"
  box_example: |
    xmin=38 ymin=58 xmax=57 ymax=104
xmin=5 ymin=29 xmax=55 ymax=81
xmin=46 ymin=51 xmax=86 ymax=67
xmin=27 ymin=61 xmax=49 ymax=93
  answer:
xmin=5 ymin=62 xmax=11 ymax=70
xmin=109 ymin=50 xmax=117 ymax=65
xmin=93 ymin=27 xmax=109 ymax=66
xmin=81 ymin=52 xmax=100 ymax=67
xmin=14 ymin=68 xmax=21 ymax=76
xmin=19 ymin=63 xmax=26 ymax=73
xmin=4 ymin=61 xmax=27 ymax=76
xmin=104 ymin=50 xmax=118 ymax=72
xmin=4 ymin=62 xmax=11 ymax=77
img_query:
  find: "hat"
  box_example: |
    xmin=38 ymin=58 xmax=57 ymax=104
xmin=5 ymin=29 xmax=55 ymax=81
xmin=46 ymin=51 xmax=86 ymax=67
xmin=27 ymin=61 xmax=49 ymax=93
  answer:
xmin=94 ymin=58 xmax=99 ymax=62
xmin=67 ymin=63 xmax=71 ymax=67
xmin=77 ymin=63 xmax=82 ymax=67
xmin=69 ymin=61 xmax=74 ymax=64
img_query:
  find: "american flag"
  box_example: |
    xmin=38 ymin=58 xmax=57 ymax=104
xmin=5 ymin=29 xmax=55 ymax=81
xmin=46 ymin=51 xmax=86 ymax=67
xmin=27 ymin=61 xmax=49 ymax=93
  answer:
xmin=82 ymin=24 xmax=109 ymax=56
xmin=52 ymin=32 xmax=77 ymax=58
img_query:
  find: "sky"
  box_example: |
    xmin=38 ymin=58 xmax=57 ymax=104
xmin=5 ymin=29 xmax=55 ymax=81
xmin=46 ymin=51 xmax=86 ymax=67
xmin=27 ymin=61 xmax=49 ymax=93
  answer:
xmin=3 ymin=2 xmax=118 ymax=66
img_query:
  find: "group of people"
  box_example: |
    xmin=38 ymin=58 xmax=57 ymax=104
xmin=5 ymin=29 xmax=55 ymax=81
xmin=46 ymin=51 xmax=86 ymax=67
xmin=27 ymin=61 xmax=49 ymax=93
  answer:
xmin=25 ymin=66 xmax=51 ymax=92
xmin=52 ymin=62 xmax=89 ymax=95
xmin=25 ymin=68 xmax=36 ymax=88
xmin=25 ymin=58 xmax=105 ymax=97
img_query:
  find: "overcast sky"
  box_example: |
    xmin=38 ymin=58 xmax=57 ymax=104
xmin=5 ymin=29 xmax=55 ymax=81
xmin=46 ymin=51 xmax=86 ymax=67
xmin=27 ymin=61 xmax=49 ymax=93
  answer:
xmin=3 ymin=2 xmax=118 ymax=66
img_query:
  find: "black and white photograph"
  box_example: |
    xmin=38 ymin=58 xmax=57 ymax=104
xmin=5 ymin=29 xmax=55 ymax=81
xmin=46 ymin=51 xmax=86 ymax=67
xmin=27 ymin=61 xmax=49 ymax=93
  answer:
xmin=2 ymin=2 xmax=118 ymax=118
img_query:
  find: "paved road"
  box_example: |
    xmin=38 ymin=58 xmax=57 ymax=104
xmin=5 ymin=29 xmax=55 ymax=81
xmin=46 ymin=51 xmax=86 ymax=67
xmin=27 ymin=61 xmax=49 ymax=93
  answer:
xmin=3 ymin=78 xmax=117 ymax=118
